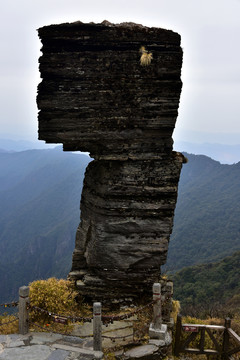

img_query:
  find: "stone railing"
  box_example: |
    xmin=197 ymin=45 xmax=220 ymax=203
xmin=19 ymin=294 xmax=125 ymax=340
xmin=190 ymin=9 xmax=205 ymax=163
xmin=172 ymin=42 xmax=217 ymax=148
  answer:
xmin=17 ymin=282 xmax=171 ymax=352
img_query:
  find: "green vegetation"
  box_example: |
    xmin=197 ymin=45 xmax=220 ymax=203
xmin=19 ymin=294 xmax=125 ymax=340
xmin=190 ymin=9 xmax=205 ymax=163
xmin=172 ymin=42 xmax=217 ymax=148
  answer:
xmin=0 ymin=148 xmax=90 ymax=304
xmin=167 ymin=153 xmax=240 ymax=271
xmin=1 ymin=148 xmax=240 ymax=315
xmin=171 ymin=251 xmax=240 ymax=318
xmin=1 ymin=147 xmax=240 ymax=360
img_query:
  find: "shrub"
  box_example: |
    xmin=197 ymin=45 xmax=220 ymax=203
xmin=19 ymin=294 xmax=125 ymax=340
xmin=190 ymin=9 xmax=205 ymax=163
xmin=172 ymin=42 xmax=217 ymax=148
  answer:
xmin=28 ymin=277 xmax=89 ymax=332
xmin=29 ymin=277 xmax=79 ymax=315
xmin=0 ymin=314 xmax=18 ymax=335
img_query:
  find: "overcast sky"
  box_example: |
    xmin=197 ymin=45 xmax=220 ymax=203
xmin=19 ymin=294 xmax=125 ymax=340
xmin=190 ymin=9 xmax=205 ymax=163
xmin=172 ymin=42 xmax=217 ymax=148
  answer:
xmin=1 ymin=0 xmax=240 ymax=144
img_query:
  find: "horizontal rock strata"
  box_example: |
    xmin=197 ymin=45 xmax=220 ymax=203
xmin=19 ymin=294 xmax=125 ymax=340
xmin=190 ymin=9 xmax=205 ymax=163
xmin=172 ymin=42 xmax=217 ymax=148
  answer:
xmin=37 ymin=21 xmax=185 ymax=302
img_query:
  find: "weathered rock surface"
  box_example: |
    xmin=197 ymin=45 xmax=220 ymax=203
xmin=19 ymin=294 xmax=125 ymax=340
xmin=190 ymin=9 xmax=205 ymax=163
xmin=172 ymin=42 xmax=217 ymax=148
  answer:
xmin=37 ymin=21 xmax=185 ymax=302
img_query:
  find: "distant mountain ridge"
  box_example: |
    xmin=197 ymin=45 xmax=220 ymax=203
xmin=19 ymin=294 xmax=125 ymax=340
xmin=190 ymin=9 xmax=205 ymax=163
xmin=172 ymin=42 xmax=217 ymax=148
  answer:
xmin=174 ymin=141 xmax=240 ymax=164
xmin=0 ymin=148 xmax=90 ymax=303
xmin=167 ymin=152 xmax=240 ymax=271
xmin=0 ymin=146 xmax=239 ymax=303
xmin=1 ymin=136 xmax=240 ymax=164
xmin=0 ymin=138 xmax=56 ymax=152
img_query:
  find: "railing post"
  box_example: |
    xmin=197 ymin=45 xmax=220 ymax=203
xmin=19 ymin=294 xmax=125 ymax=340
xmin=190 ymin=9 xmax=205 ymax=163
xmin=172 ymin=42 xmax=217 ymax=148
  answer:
xmin=149 ymin=282 xmax=168 ymax=340
xmin=174 ymin=314 xmax=182 ymax=356
xmin=19 ymin=286 xmax=30 ymax=335
xmin=152 ymin=282 xmax=162 ymax=329
xmin=93 ymin=302 xmax=102 ymax=351
xmin=222 ymin=317 xmax=231 ymax=360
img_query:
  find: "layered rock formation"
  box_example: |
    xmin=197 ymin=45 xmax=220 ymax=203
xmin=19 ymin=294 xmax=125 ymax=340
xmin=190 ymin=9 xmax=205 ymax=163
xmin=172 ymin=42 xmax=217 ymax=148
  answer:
xmin=37 ymin=21 xmax=185 ymax=302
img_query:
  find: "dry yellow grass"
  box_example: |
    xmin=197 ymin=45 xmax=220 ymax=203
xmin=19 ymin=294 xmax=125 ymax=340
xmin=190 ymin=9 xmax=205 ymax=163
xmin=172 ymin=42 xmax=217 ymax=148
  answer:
xmin=139 ymin=46 xmax=153 ymax=66
xmin=0 ymin=314 xmax=18 ymax=335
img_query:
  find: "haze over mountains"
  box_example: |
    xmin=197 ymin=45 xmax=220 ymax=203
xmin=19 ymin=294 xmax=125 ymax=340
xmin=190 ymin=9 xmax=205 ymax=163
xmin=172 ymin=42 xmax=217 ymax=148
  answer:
xmin=174 ymin=141 xmax=240 ymax=164
xmin=167 ymin=152 xmax=240 ymax=271
xmin=0 ymin=138 xmax=56 ymax=152
xmin=0 ymin=146 xmax=90 ymax=303
xmin=0 ymin=137 xmax=239 ymax=304
xmin=1 ymin=137 xmax=240 ymax=164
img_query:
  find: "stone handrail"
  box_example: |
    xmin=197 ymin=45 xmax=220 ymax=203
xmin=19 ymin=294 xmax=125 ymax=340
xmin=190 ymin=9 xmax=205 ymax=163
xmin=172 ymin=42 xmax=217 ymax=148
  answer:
xmin=18 ymin=282 xmax=166 ymax=352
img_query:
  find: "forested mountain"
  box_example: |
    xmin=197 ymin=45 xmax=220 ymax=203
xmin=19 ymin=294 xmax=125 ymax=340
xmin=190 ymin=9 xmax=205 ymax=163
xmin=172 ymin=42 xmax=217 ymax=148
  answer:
xmin=0 ymin=148 xmax=239 ymax=303
xmin=174 ymin=141 xmax=240 ymax=164
xmin=172 ymin=251 xmax=240 ymax=317
xmin=167 ymin=153 xmax=240 ymax=271
xmin=0 ymin=148 xmax=90 ymax=303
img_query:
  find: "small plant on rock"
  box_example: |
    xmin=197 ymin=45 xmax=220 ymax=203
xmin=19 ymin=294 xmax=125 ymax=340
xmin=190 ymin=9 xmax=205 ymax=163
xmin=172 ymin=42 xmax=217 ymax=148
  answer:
xmin=139 ymin=46 xmax=153 ymax=66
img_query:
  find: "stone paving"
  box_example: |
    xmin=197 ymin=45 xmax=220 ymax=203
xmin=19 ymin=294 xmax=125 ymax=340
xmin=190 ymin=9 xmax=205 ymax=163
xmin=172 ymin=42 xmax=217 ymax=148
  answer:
xmin=0 ymin=322 xmax=174 ymax=359
xmin=0 ymin=331 xmax=174 ymax=359
xmin=0 ymin=332 xmax=103 ymax=360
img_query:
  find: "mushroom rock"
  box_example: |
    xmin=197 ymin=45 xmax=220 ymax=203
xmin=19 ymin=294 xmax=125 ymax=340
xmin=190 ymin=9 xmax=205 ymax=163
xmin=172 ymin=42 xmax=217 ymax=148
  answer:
xmin=37 ymin=21 xmax=185 ymax=303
